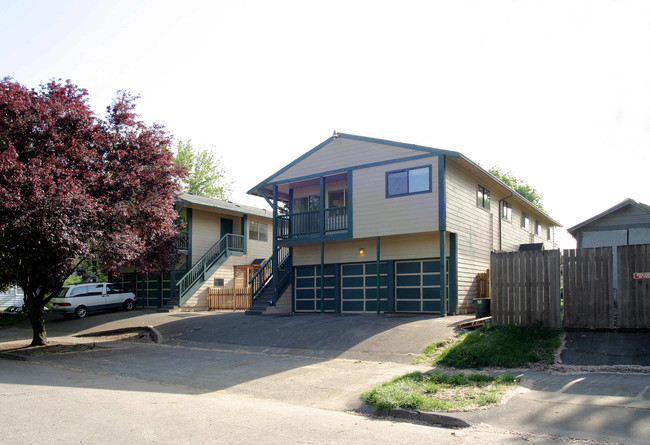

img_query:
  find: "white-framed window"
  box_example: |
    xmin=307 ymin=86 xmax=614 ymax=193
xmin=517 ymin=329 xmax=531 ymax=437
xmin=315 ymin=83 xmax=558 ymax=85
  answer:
xmin=477 ymin=185 xmax=490 ymax=210
xmin=522 ymin=212 xmax=530 ymax=231
xmin=547 ymin=227 xmax=552 ymax=241
xmin=386 ymin=166 xmax=431 ymax=198
xmin=535 ymin=221 xmax=542 ymax=237
xmin=249 ymin=221 xmax=268 ymax=242
xmin=501 ymin=201 xmax=512 ymax=221
xmin=327 ymin=189 xmax=347 ymax=208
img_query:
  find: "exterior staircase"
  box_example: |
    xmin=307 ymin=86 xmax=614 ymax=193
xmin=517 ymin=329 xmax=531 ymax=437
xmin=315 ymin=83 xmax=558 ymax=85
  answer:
xmin=245 ymin=247 xmax=292 ymax=315
xmin=176 ymin=233 xmax=245 ymax=308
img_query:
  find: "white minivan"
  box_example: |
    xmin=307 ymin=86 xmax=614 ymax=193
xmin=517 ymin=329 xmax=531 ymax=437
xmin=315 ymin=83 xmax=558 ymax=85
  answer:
xmin=51 ymin=282 xmax=137 ymax=318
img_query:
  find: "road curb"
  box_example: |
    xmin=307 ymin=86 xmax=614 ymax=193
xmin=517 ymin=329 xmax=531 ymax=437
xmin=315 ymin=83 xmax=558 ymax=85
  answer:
xmin=76 ymin=326 xmax=163 ymax=343
xmin=379 ymin=408 xmax=471 ymax=429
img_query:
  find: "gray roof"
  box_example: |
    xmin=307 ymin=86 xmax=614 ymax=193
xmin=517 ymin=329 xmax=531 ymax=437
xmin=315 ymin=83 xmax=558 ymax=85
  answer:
xmin=177 ymin=193 xmax=272 ymax=219
xmin=567 ymin=198 xmax=650 ymax=235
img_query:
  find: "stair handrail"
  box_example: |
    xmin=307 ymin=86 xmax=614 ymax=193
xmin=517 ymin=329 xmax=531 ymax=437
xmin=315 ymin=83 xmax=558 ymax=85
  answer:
xmin=177 ymin=233 xmax=244 ymax=303
xmin=249 ymin=246 xmax=291 ymax=301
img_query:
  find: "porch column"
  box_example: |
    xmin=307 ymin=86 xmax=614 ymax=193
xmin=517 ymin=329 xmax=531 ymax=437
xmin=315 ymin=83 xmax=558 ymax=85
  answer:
xmin=440 ymin=230 xmax=447 ymax=316
xmin=376 ymin=236 xmax=381 ymax=315
xmin=241 ymin=215 xmax=247 ymax=255
xmin=272 ymin=185 xmax=279 ymax=299
xmin=449 ymin=232 xmax=458 ymax=313
xmin=319 ymin=176 xmax=325 ymax=237
xmin=320 ymin=242 xmax=325 ymax=313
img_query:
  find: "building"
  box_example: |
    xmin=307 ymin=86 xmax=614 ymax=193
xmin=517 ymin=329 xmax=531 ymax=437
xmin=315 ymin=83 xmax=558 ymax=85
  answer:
xmin=246 ymin=133 xmax=560 ymax=314
xmin=567 ymin=198 xmax=650 ymax=296
xmin=118 ymin=193 xmax=273 ymax=310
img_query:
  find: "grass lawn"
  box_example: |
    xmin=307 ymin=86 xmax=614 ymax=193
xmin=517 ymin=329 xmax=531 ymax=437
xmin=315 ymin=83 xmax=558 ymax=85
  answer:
xmin=434 ymin=324 xmax=563 ymax=369
xmin=362 ymin=372 xmax=518 ymax=412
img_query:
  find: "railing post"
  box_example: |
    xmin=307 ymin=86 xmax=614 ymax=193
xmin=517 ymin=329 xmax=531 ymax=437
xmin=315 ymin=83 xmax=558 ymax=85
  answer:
xmin=319 ymin=177 xmax=325 ymax=236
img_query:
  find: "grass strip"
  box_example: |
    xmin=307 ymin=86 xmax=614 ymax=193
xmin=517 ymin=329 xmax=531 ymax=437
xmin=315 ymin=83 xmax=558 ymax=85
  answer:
xmin=362 ymin=371 xmax=518 ymax=412
xmin=435 ymin=324 xmax=563 ymax=369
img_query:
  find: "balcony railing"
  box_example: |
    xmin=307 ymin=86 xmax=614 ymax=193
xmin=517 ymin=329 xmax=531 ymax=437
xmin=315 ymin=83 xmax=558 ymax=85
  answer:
xmin=276 ymin=206 xmax=348 ymax=240
xmin=177 ymin=231 xmax=189 ymax=250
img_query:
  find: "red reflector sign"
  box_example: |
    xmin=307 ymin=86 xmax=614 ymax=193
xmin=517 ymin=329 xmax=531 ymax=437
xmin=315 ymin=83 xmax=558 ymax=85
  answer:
xmin=633 ymin=272 xmax=650 ymax=279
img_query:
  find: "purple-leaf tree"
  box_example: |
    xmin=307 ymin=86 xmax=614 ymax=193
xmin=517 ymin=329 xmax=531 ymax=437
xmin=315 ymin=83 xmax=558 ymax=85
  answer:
xmin=0 ymin=78 xmax=185 ymax=345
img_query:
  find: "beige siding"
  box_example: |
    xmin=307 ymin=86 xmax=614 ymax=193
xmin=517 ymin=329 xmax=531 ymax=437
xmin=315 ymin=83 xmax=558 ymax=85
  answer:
xmin=445 ymin=161 xmax=556 ymax=312
xmin=353 ymin=158 xmax=439 ymax=238
xmin=273 ymin=137 xmax=427 ymax=183
xmin=293 ymin=233 xmax=441 ymax=266
xmin=182 ymin=209 xmax=272 ymax=310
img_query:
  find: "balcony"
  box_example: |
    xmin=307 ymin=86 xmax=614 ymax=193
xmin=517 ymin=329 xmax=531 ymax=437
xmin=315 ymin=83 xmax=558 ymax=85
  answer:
xmin=276 ymin=206 xmax=348 ymax=241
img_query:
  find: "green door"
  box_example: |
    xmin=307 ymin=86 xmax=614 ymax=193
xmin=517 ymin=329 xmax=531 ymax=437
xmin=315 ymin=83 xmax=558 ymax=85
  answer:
xmin=341 ymin=262 xmax=390 ymax=313
xmin=395 ymin=259 xmax=448 ymax=312
xmin=221 ymin=218 xmax=234 ymax=237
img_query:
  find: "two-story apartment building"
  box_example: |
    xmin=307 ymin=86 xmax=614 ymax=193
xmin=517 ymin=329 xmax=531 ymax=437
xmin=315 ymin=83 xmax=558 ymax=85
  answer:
xmin=247 ymin=133 xmax=560 ymax=315
xmin=119 ymin=193 xmax=273 ymax=310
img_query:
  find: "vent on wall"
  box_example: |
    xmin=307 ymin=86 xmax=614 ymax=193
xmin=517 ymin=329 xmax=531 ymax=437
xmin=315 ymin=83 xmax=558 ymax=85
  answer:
xmin=214 ymin=278 xmax=225 ymax=287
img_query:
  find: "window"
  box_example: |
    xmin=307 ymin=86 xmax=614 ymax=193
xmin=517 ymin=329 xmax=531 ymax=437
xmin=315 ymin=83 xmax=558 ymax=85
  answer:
xmin=501 ymin=201 xmax=512 ymax=221
xmin=327 ymin=189 xmax=347 ymax=208
xmin=386 ymin=166 xmax=431 ymax=198
xmin=477 ymin=185 xmax=490 ymax=210
xmin=293 ymin=194 xmax=320 ymax=212
xmin=522 ymin=212 xmax=530 ymax=231
xmin=547 ymin=227 xmax=552 ymax=241
xmin=535 ymin=221 xmax=542 ymax=237
xmin=249 ymin=221 xmax=268 ymax=242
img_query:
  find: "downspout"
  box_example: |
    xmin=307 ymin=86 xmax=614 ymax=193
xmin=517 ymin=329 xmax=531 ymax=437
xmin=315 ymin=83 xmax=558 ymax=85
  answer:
xmin=498 ymin=193 xmax=513 ymax=251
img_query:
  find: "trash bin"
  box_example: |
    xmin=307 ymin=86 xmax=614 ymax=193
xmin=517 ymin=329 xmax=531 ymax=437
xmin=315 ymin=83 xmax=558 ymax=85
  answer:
xmin=473 ymin=298 xmax=491 ymax=318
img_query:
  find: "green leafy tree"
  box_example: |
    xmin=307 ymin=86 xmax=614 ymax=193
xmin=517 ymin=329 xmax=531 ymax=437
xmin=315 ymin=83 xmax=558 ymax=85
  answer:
xmin=489 ymin=167 xmax=544 ymax=210
xmin=174 ymin=140 xmax=232 ymax=199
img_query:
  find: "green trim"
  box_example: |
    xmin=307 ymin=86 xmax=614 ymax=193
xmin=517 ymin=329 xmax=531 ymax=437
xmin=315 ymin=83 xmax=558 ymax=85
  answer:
xmin=449 ymin=232 xmax=458 ymax=313
xmin=276 ymin=232 xmax=351 ymax=246
xmin=320 ymin=242 xmax=325 ymax=313
xmin=439 ymin=231 xmax=447 ymax=317
xmin=347 ymin=170 xmax=353 ymax=238
xmin=376 ymin=236 xmax=381 ymax=315
xmin=438 ymin=155 xmax=446 ymax=232
xmin=248 ymin=136 xmax=336 ymax=193
xmin=255 ymin=153 xmax=436 ymax=193
xmin=242 ymin=215 xmax=247 ymax=255
xmin=319 ymin=177 xmax=325 ymax=237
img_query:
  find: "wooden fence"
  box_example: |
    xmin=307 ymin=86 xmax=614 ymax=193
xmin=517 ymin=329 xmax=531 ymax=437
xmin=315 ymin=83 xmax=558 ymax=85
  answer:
xmin=208 ymin=287 xmax=252 ymax=311
xmin=617 ymin=244 xmax=650 ymax=329
xmin=477 ymin=269 xmax=490 ymax=299
xmin=491 ymin=250 xmax=562 ymax=328
xmin=563 ymin=247 xmax=614 ymax=329
xmin=491 ymin=245 xmax=650 ymax=330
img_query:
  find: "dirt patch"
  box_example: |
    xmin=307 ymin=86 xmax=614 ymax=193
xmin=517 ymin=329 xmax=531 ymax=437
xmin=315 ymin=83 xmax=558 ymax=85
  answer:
xmin=1 ymin=331 xmax=154 ymax=357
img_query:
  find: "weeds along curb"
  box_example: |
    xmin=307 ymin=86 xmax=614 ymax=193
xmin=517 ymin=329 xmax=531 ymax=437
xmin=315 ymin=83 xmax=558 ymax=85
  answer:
xmin=379 ymin=408 xmax=472 ymax=429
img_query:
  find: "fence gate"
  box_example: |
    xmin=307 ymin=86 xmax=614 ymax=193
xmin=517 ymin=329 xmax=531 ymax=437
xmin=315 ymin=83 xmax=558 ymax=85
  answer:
xmin=617 ymin=244 xmax=650 ymax=329
xmin=563 ymin=247 xmax=614 ymax=329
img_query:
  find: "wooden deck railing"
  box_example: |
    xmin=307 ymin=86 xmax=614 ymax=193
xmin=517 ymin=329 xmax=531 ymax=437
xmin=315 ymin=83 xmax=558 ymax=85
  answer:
xmin=208 ymin=287 xmax=252 ymax=311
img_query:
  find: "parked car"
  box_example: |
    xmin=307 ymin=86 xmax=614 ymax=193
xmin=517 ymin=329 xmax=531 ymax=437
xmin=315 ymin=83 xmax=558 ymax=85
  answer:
xmin=50 ymin=282 xmax=137 ymax=319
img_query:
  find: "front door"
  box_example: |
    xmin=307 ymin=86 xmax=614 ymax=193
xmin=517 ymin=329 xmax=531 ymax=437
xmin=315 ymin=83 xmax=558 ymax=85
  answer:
xmin=221 ymin=218 xmax=234 ymax=237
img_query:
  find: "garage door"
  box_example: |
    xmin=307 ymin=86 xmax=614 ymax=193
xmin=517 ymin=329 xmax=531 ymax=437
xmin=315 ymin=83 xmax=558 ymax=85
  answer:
xmin=341 ymin=262 xmax=390 ymax=313
xmin=294 ymin=265 xmax=336 ymax=312
xmin=395 ymin=259 xmax=446 ymax=312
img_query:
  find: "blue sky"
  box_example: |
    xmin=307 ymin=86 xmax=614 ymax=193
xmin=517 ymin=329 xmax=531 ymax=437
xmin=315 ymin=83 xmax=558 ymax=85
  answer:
xmin=2 ymin=0 xmax=649 ymax=249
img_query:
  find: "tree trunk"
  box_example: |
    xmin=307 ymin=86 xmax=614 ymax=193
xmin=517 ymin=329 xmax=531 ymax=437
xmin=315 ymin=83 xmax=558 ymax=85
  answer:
xmin=26 ymin=297 xmax=48 ymax=346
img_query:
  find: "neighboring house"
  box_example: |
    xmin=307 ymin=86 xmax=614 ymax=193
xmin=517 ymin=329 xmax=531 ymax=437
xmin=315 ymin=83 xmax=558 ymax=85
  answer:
xmin=567 ymin=198 xmax=650 ymax=296
xmin=0 ymin=285 xmax=24 ymax=309
xmin=119 ymin=193 xmax=273 ymax=310
xmin=246 ymin=133 xmax=560 ymax=314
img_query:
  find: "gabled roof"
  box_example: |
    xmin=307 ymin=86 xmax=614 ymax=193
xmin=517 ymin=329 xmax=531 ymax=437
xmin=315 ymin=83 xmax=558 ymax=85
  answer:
xmin=247 ymin=132 xmax=561 ymax=227
xmin=567 ymin=198 xmax=650 ymax=235
xmin=177 ymin=193 xmax=272 ymax=219
xmin=247 ymin=132 xmax=461 ymax=194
